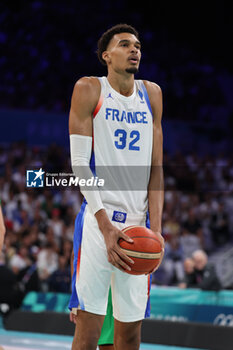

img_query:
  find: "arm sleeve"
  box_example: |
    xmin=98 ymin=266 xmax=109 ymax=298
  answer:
xmin=70 ymin=134 xmax=104 ymax=215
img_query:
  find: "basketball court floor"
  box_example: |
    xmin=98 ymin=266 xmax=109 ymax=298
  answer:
xmin=0 ymin=329 xmax=205 ymax=350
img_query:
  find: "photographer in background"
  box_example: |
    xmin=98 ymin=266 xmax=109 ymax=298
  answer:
xmin=192 ymin=250 xmax=222 ymax=291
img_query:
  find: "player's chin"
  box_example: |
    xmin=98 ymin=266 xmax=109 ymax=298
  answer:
xmin=125 ymin=66 xmax=139 ymax=74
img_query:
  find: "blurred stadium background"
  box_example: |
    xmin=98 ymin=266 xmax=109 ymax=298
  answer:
xmin=0 ymin=1 xmax=233 ymax=349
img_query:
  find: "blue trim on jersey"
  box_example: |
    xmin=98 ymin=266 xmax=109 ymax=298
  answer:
xmin=90 ymin=150 xmax=96 ymax=176
xmin=141 ymin=82 xmax=153 ymax=118
xmin=146 ymin=211 xmax=150 ymax=229
xmin=68 ymin=200 xmax=87 ymax=310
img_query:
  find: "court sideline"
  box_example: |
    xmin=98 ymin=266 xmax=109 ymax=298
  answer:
xmin=0 ymin=328 xmax=205 ymax=350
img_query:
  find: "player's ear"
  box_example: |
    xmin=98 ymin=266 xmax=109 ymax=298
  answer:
xmin=102 ymin=51 xmax=110 ymax=64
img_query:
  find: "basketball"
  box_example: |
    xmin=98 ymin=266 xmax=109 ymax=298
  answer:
xmin=119 ymin=226 xmax=162 ymax=275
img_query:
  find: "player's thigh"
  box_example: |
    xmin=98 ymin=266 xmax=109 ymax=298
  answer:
xmin=111 ymin=270 xmax=148 ymax=322
xmin=76 ymin=209 xmax=112 ymax=314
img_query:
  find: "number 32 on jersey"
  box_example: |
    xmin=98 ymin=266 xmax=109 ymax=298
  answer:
xmin=114 ymin=129 xmax=140 ymax=151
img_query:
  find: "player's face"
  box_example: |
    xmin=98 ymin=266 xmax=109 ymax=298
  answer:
xmin=103 ymin=33 xmax=141 ymax=74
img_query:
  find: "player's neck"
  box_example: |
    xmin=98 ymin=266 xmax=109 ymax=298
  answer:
xmin=107 ymin=71 xmax=134 ymax=97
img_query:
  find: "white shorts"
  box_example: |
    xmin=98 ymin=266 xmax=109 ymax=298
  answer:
xmin=69 ymin=202 xmax=151 ymax=323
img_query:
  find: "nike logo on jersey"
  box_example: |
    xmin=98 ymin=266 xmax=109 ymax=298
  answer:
xmin=105 ymin=108 xmax=148 ymax=124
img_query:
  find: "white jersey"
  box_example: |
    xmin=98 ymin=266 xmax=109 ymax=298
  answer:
xmin=91 ymin=76 xmax=153 ymax=216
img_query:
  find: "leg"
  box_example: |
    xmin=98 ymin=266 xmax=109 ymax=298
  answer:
xmin=114 ymin=319 xmax=142 ymax=350
xmin=72 ymin=310 xmax=104 ymax=350
xmin=70 ymin=209 xmax=112 ymax=349
xmin=111 ymin=230 xmax=149 ymax=350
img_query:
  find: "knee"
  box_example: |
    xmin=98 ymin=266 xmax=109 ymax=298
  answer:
xmin=124 ymin=334 xmax=138 ymax=346
xmin=115 ymin=327 xmax=141 ymax=349
xmin=115 ymin=336 xmax=139 ymax=350
xmin=72 ymin=334 xmax=99 ymax=350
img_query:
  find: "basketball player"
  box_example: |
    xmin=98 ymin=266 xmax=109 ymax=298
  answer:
xmin=69 ymin=24 xmax=164 ymax=350
xmin=0 ymin=200 xmax=5 ymax=252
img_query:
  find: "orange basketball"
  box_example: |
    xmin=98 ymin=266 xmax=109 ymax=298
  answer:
xmin=119 ymin=226 xmax=162 ymax=275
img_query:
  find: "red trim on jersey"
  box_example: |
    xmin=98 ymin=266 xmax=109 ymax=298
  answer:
xmin=147 ymin=275 xmax=150 ymax=297
xmin=92 ymin=122 xmax=95 ymax=149
xmin=93 ymin=94 xmax=103 ymax=118
xmin=92 ymin=133 xmax=94 ymax=150
xmin=76 ymin=246 xmax=81 ymax=280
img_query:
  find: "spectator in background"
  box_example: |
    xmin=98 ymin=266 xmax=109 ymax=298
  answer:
xmin=180 ymin=228 xmax=202 ymax=259
xmin=192 ymin=249 xmax=222 ymax=291
xmin=9 ymin=244 xmax=31 ymax=275
xmin=183 ymin=208 xmax=204 ymax=247
xmin=40 ymin=190 xmax=54 ymax=219
xmin=178 ymin=257 xmax=196 ymax=289
xmin=37 ymin=242 xmax=58 ymax=291
xmin=13 ymin=209 xmax=32 ymax=235
xmin=163 ymin=214 xmax=180 ymax=241
xmin=17 ymin=262 xmax=40 ymax=298
xmin=48 ymin=208 xmax=64 ymax=243
xmin=162 ymin=234 xmax=185 ymax=285
xmin=49 ymin=255 xmax=71 ymax=293
xmin=209 ymin=202 xmax=230 ymax=246
xmin=60 ymin=239 xmax=72 ymax=262
xmin=0 ymin=201 xmax=6 ymax=251
xmin=33 ymin=204 xmax=47 ymax=234
xmin=0 ymin=252 xmax=22 ymax=309
xmin=44 ymin=225 xmax=60 ymax=252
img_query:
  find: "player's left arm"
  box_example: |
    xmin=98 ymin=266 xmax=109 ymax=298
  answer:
xmin=144 ymin=81 xmax=165 ymax=270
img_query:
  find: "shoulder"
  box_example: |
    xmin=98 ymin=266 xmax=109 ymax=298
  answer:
xmin=142 ymin=80 xmax=162 ymax=121
xmin=74 ymin=76 xmax=101 ymax=94
xmin=71 ymin=76 xmax=101 ymax=111
xmin=143 ymin=80 xmax=162 ymax=96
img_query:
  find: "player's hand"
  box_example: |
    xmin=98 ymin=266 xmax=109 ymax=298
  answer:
xmin=146 ymin=231 xmax=165 ymax=275
xmin=103 ymin=223 xmax=135 ymax=272
xmin=95 ymin=209 xmax=135 ymax=272
xmin=69 ymin=311 xmax=77 ymax=324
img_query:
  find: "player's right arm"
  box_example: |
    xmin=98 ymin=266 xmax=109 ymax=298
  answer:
xmin=69 ymin=77 xmax=134 ymax=272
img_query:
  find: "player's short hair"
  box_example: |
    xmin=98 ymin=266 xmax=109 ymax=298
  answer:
xmin=97 ymin=24 xmax=139 ymax=66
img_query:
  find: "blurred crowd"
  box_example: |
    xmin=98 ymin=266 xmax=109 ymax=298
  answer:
xmin=0 ymin=0 xmax=232 ymax=130
xmin=0 ymin=142 xmax=81 ymax=310
xmin=0 ymin=142 xmax=232 ymax=311
xmin=157 ymin=151 xmax=233 ymax=286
